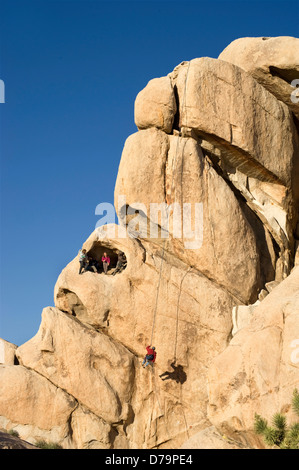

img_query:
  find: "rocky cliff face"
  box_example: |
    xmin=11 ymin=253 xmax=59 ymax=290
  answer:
xmin=1 ymin=36 xmax=299 ymax=449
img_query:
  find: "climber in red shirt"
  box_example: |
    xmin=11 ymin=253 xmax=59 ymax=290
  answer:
xmin=142 ymin=345 xmax=156 ymax=368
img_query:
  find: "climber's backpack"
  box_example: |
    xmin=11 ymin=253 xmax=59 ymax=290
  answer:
xmin=146 ymin=354 xmax=154 ymax=361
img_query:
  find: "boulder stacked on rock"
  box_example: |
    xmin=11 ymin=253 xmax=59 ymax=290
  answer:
xmin=218 ymin=36 xmax=299 ymax=120
xmin=0 ymin=36 xmax=298 ymax=449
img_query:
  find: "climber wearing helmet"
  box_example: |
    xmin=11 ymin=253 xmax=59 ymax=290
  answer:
xmin=142 ymin=345 xmax=156 ymax=368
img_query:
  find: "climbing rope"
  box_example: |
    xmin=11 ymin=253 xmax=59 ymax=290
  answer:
xmin=149 ymin=60 xmax=191 ymax=348
xmin=150 ymin=237 xmax=167 ymax=346
xmin=173 ymin=266 xmax=192 ymax=364
xmin=146 ymin=61 xmax=193 ymax=446
xmin=150 ymin=365 xmax=172 ymax=443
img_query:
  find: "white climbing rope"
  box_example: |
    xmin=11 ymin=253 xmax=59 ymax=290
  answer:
xmin=150 ymin=60 xmax=192 ymax=348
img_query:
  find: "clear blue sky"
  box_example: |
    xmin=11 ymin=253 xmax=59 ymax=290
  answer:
xmin=0 ymin=0 xmax=298 ymax=346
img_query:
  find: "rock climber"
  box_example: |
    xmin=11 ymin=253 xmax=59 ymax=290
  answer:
xmin=142 ymin=345 xmax=156 ymax=368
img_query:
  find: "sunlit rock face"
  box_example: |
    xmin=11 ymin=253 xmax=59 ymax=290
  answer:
xmin=0 ymin=36 xmax=298 ymax=449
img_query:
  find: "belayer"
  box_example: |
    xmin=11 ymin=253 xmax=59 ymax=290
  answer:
xmin=142 ymin=345 xmax=156 ymax=368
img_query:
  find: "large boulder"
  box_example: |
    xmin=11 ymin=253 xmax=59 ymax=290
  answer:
xmin=0 ymin=364 xmax=113 ymax=449
xmin=207 ymin=266 xmax=299 ymax=447
xmin=170 ymin=56 xmax=299 ymax=278
xmin=171 ymin=57 xmax=299 ymax=196
xmin=134 ymin=76 xmax=177 ymax=133
xmin=53 ymin=225 xmax=237 ymax=447
xmin=218 ymin=36 xmax=299 ymax=120
xmin=16 ymin=307 xmax=135 ymax=425
xmin=0 ymin=365 xmax=77 ymax=447
xmin=114 ymin=127 xmax=169 ymax=214
xmin=115 ymin=129 xmax=276 ymax=304
xmin=0 ymin=339 xmax=17 ymax=365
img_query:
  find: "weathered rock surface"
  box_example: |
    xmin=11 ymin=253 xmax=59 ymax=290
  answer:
xmin=16 ymin=306 xmax=135 ymax=425
xmin=171 ymin=57 xmax=298 ymax=192
xmin=135 ymin=76 xmax=177 ymax=133
xmin=115 ymin=129 xmax=276 ymax=304
xmin=1 ymin=36 xmax=299 ymax=449
xmin=180 ymin=425 xmax=252 ymax=449
xmin=0 ymin=364 xmax=77 ymax=447
xmin=231 ymin=300 xmax=260 ymax=337
xmin=171 ymin=57 xmax=299 ymax=281
xmin=218 ymin=36 xmax=299 ymax=120
xmin=0 ymin=431 xmax=38 ymax=449
xmin=54 ymin=226 xmax=235 ymax=447
xmin=207 ymin=266 xmax=299 ymax=448
xmin=0 ymin=338 xmax=17 ymax=365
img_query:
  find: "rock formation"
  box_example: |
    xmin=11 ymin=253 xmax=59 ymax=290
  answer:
xmin=0 ymin=36 xmax=298 ymax=449
xmin=218 ymin=36 xmax=299 ymax=120
xmin=0 ymin=431 xmax=38 ymax=450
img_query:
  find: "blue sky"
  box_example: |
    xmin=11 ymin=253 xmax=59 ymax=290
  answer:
xmin=0 ymin=0 xmax=298 ymax=346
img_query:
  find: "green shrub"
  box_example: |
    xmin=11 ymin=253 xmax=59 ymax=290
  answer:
xmin=35 ymin=439 xmax=63 ymax=449
xmin=254 ymin=388 xmax=299 ymax=449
